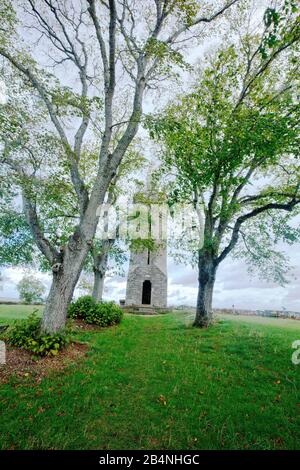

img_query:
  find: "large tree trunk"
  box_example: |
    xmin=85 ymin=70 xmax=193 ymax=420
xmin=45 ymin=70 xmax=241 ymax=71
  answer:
xmin=92 ymin=238 xmax=114 ymax=302
xmin=42 ymin=273 xmax=77 ymax=333
xmin=41 ymin=185 xmax=108 ymax=333
xmin=92 ymin=268 xmax=105 ymax=302
xmin=41 ymin=243 xmax=90 ymax=333
xmin=92 ymin=257 xmax=107 ymax=302
xmin=193 ymin=255 xmax=217 ymax=328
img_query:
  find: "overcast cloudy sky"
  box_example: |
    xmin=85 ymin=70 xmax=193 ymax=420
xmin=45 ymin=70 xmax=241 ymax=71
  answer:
xmin=1 ymin=240 xmax=300 ymax=311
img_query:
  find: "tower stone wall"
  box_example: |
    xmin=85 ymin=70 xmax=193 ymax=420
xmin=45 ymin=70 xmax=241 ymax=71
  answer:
xmin=125 ymin=246 xmax=167 ymax=308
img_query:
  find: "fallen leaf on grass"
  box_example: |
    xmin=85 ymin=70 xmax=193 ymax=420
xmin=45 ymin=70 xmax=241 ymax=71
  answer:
xmin=158 ymin=394 xmax=167 ymax=406
xmin=274 ymin=437 xmax=284 ymax=447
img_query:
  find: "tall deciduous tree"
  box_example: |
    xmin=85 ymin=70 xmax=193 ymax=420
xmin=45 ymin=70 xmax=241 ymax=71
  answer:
xmin=17 ymin=274 xmax=46 ymax=304
xmin=0 ymin=0 xmax=239 ymax=332
xmin=148 ymin=5 xmax=300 ymax=326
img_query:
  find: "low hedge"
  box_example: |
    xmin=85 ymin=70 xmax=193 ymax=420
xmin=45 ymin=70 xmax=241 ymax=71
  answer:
xmin=68 ymin=296 xmax=123 ymax=327
xmin=68 ymin=295 xmax=96 ymax=319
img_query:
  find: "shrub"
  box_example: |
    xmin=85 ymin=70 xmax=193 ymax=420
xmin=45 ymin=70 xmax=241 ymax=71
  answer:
xmin=2 ymin=313 xmax=69 ymax=356
xmin=85 ymin=301 xmax=123 ymax=327
xmin=68 ymin=296 xmax=123 ymax=327
xmin=68 ymin=295 xmax=96 ymax=319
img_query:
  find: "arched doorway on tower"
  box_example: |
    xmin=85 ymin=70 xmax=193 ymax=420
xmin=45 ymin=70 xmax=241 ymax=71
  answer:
xmin=142 ymin=280 xmax=151 ymax=305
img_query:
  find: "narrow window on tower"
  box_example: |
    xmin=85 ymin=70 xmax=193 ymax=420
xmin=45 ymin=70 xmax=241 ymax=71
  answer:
xmin=147 ymin=248 xmax=150 ymax=265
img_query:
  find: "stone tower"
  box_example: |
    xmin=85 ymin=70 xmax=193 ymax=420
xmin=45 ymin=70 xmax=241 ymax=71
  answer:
xmin=125 ymin=245 xmax=167 ymax=308
xmin=125 ymin=168 xmax=168 ymax=309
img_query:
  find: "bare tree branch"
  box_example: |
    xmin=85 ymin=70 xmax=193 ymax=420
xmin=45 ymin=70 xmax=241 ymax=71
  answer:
xmin=216 ymin=198 xmax=300 ymax=265
xmin=166 ymin=0 xmax=240 ymax=44
xmin=0 ymin=48 xmax=89 ymax=214
xmin=87 ymin=0 xmax=109 ymax=87
xmin=22 ymin=191 xmax=60 ymax=265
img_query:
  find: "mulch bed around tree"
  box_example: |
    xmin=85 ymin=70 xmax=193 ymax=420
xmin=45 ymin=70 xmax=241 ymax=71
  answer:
xmin=71 ymin=319 xmax=103 ymax=331
xmin=0 ymin=342 xmax=89 ymax=384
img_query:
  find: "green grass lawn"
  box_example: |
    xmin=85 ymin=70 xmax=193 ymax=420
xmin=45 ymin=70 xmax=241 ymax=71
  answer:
xmin=0 ymin=304 xmax=43 ymax=323
xmin=0 ymin=307 xmax=299 ymax=450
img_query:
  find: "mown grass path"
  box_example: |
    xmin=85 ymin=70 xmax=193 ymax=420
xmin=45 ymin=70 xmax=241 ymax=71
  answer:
xmin=0 ymin=311 xmax=299 ymax=449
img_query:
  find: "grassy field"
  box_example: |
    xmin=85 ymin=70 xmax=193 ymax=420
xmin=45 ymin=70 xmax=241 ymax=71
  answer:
xmin=0 ymin=304 xmax=43 ymax=323
xmin=0 ymin=306 xmax=299 ymax=450
xmin=218 ymin=313 xmax=300 ymax=330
